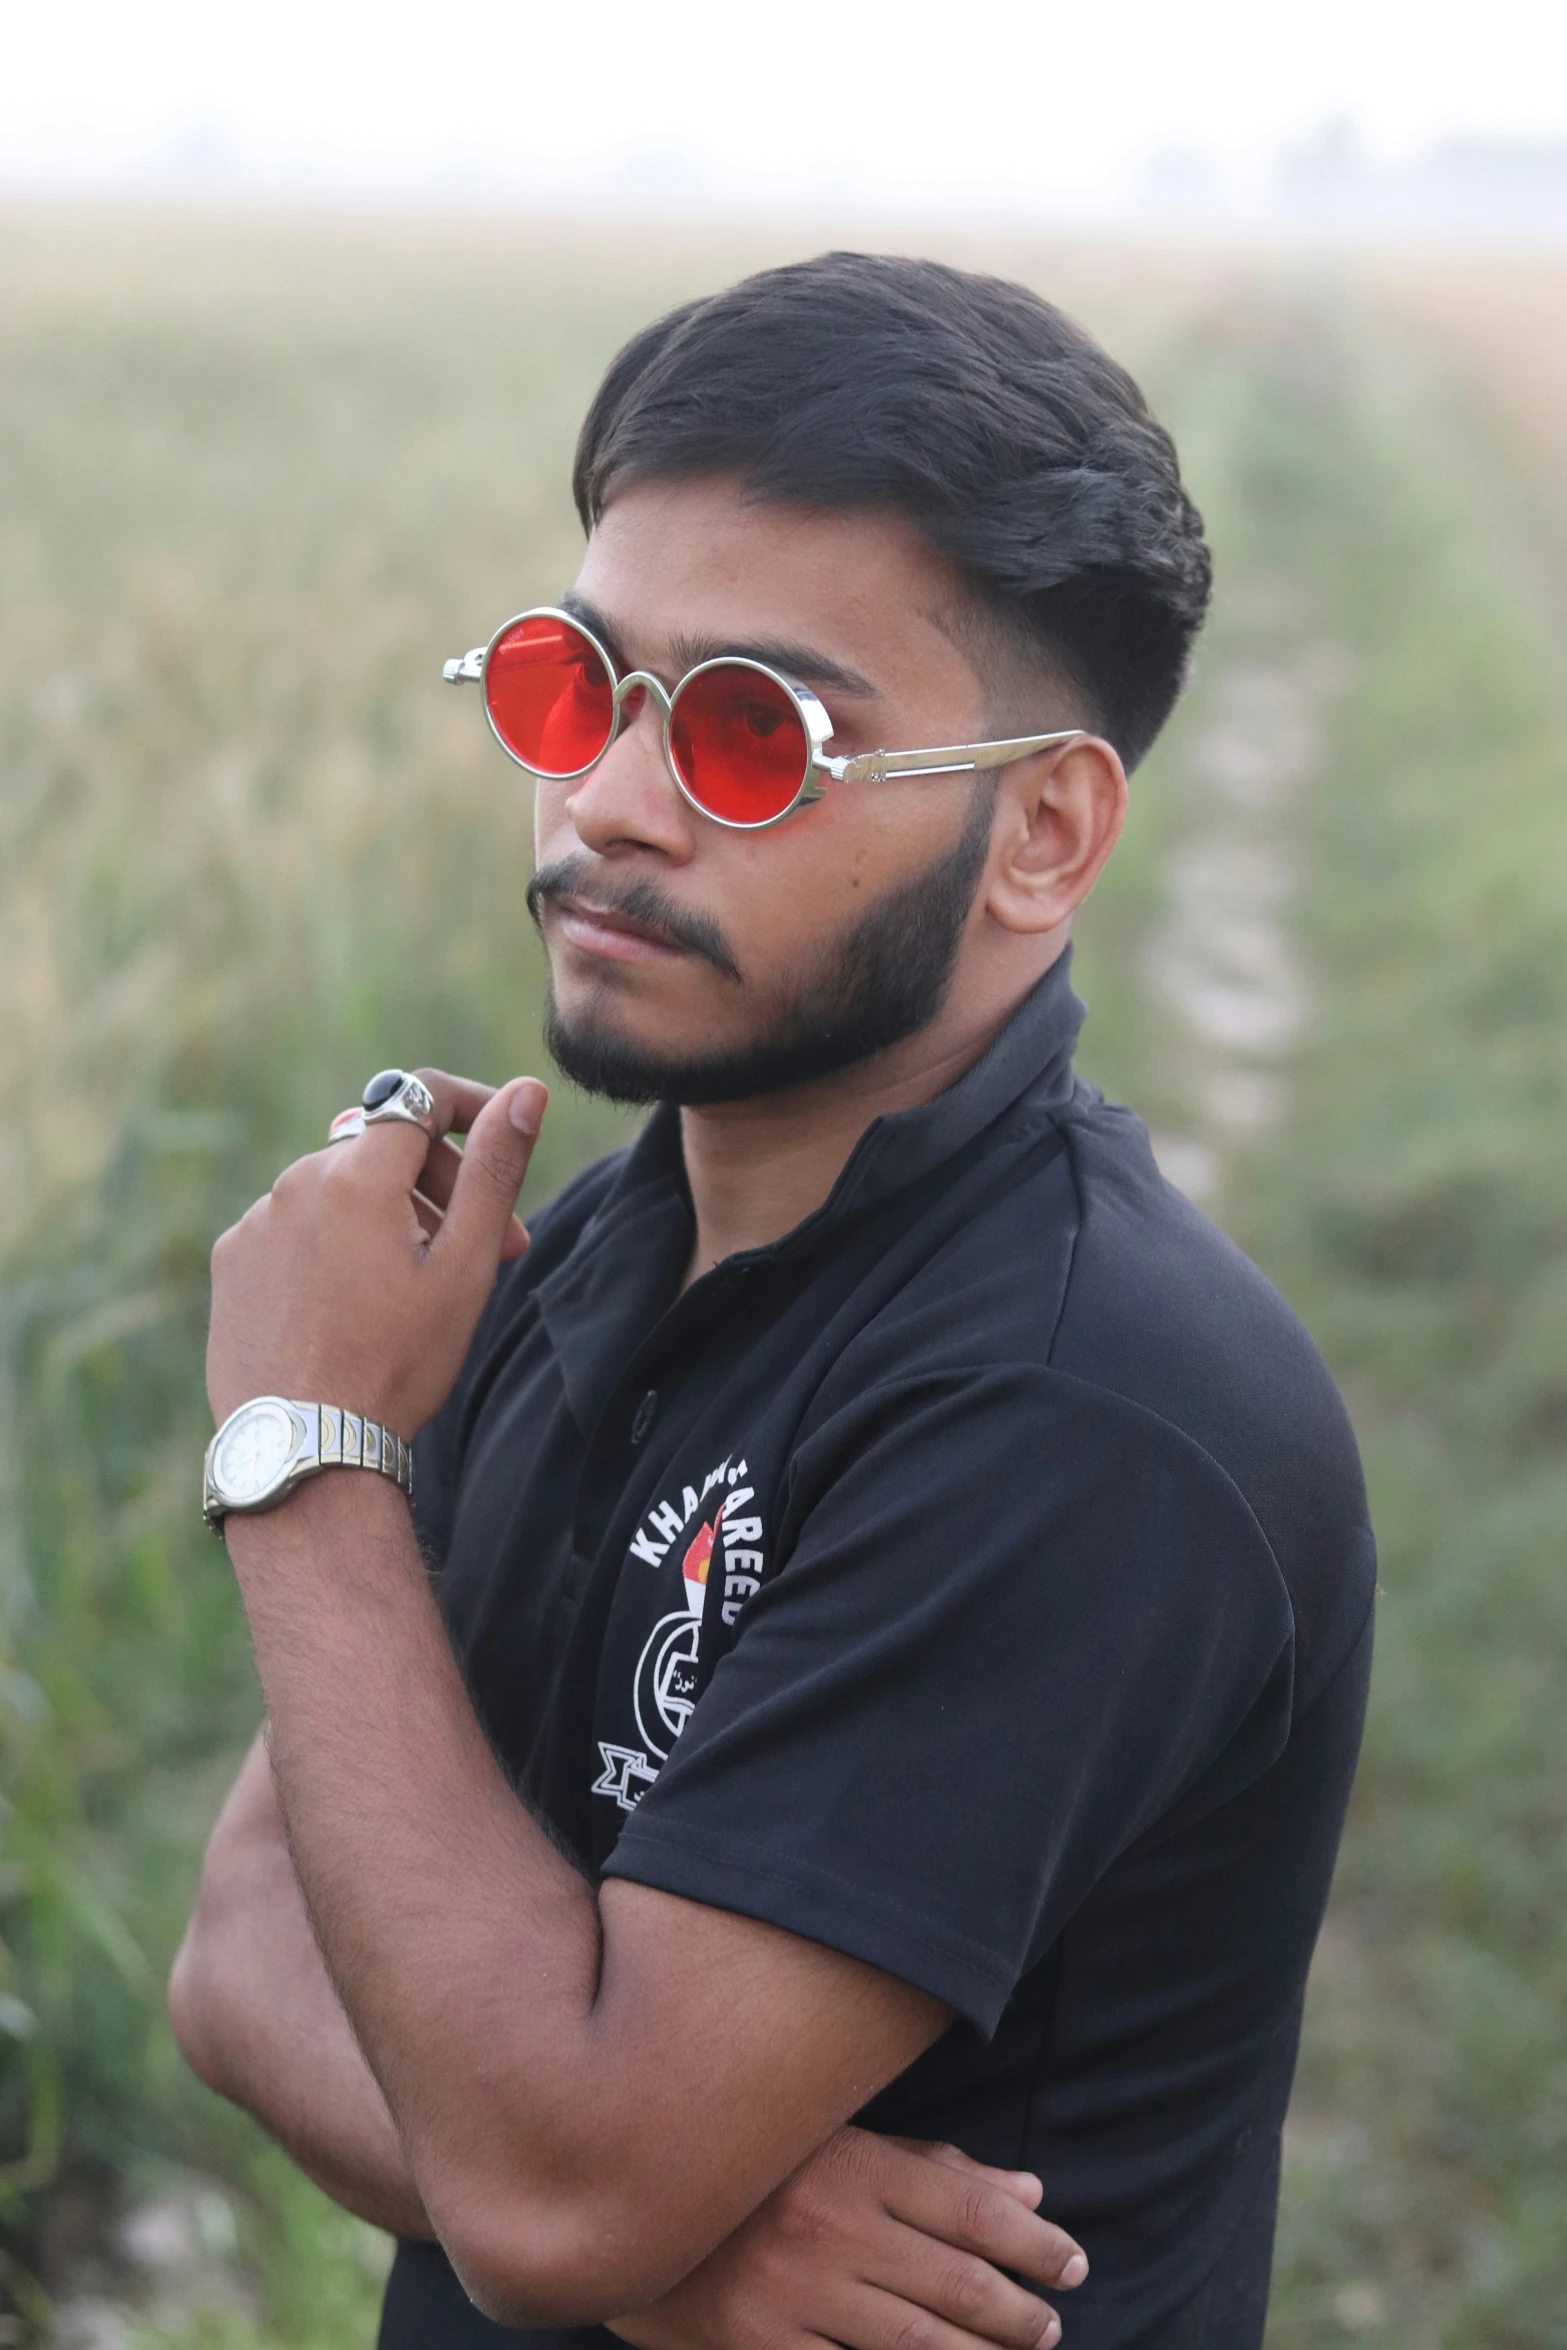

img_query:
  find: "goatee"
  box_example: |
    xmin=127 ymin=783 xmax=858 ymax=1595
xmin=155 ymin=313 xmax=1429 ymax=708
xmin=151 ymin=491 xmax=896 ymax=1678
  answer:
xmin=534 ymin=790 xmax=994 ymax=1107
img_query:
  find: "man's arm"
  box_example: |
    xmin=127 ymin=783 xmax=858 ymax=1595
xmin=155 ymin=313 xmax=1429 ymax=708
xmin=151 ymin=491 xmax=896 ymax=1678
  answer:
xmin=205 ymin=1079 xmax=1097 ymax=2331
xmin=167 ymin=1731 xmax=430 ymax=2239
xmin=223 ymin=1471 xmax=953 ymax=2326
xmin=172 ymin=1740 xmax=1088 ymax=2350
xmin=204 ymin=1075 xmax=966 ymax=2327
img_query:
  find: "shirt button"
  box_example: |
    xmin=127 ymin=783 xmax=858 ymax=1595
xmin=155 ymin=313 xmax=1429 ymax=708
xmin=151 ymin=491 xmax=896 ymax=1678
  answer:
xmin=630 ymin=1390 xmax=659 ymax=1446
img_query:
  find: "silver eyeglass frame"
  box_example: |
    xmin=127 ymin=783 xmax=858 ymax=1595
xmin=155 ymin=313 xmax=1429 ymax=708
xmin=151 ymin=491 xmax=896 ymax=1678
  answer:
xmin=444 ymin=606 xmax=1087 ymax=832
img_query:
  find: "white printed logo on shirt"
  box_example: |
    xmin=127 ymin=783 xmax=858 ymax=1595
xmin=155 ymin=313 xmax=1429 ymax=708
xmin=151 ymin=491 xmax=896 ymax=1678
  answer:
xmin=591 ymin=1456 xmax=767 ymax=1812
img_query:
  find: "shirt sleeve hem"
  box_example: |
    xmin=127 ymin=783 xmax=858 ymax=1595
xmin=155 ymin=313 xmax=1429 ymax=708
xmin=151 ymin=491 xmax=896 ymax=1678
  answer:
xmin=602 ymin=1817 xmax=1016 ymax=2036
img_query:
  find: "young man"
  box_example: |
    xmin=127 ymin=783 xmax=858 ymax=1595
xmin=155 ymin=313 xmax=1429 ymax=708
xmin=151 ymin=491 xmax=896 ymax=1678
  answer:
xmin=171 ymin=255 xmax=1375 ymax=2349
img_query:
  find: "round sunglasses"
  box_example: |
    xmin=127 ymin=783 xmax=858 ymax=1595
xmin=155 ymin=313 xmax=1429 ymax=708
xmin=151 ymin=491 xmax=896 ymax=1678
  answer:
xmin=444 ymin=607 xmax=1085 ymax=832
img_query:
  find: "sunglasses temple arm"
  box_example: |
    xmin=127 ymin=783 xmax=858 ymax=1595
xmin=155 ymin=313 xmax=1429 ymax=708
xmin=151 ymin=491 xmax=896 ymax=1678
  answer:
xmin=443 ymin=648 xmax=486 ymax=683
xmin=826 ymin=730 xmax=1082 ymax=784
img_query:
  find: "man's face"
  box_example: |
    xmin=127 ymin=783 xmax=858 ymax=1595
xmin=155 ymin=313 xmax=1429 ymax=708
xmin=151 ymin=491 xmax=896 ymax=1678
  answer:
xmin=528 ymin=476 xmax=1005 ymax=1105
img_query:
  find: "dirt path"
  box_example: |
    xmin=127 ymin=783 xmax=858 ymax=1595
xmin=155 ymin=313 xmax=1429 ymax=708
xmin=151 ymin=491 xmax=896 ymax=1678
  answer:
xmin=1144 ymin=630 xmax=1347 ymax=1207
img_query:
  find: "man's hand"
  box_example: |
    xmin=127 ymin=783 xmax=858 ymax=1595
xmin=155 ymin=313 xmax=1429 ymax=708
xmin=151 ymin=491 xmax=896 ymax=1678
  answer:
xmin=206 ymin=1068 xmax=548 ymax=1436
xmin=614 ymin=2130 xmax=1087 ymax=2350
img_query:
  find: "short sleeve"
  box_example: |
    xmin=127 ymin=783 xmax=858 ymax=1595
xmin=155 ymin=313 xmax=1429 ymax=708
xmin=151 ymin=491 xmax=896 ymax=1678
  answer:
xmin=602 ymin=1365 xmax=1296 ymax=2034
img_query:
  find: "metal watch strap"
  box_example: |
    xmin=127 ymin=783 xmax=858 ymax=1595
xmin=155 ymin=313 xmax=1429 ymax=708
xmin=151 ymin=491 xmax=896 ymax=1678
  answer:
xmin=203 ymin=1399 xmax=415 ymax=1531
xmin=311 ymin=1404 xmax=415 ymax=1494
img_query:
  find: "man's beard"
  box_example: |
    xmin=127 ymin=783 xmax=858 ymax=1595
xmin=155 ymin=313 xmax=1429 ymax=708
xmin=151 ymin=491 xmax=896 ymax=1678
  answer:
xmin=528 ymin=790 xmax=994 ymax=1108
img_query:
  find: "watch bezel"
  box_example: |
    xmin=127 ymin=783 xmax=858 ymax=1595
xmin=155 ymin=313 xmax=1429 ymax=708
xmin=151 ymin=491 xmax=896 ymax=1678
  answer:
xmin=205 ymin=1396 xmax=309 ymax=1519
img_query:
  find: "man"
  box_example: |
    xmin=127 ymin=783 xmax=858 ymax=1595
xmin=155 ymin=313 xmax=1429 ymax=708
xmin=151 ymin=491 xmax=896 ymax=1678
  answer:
xmin=170 ymin=254 xmax=1375 ymax=2349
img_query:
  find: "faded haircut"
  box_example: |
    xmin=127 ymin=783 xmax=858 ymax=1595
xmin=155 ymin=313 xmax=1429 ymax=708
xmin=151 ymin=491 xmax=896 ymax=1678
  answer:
xmin=573 ymin=252 xmax=1213 ymax=771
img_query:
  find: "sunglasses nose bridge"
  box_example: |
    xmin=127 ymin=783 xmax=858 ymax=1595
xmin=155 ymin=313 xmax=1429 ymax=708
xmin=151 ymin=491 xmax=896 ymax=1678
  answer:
xmin=611 ymin=670 xmax=674 ymax=721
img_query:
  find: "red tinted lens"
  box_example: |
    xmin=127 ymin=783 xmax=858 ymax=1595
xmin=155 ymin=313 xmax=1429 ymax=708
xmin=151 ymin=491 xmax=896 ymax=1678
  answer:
xmin=484 ymin=613 xmax=614 ymax=776
xmin=669 ymin=665 xmax=810 ymax=824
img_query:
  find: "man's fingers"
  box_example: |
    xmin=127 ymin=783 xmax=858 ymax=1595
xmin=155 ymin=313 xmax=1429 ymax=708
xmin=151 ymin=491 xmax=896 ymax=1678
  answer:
xmin=882 ymin=2152 xmax=1087 ymax=2292
xmin=342 ymin=1069 xmax=468 ymax=1196
xmin=433 ymin=1078 xmax=548 ymax=1268
xmin=874 ymin=2228 xmax=1062 ymax=2350
xmin=342 ymin=1077 xmax=529 ymax=1261
xmin=888 ymin=2138 xmax=1044 ymax=2209
xmin=409 ymin=1134 xmax=527 ymax=1259
xmin=414 ymin=1137 xmax=465 ymax=1213
xmin=408 ymin=1069 xmax=498 ymax=1141
xmin=413 ymin=1188 xmax=518 ymax=1264
xmin=360 ymin=1067 xmax=495 ymax=1140
xmin=349 ymin=1070 xmax=495 ymax=1182
xmin=851 ymin=2281 xmax=1059 ymax=2350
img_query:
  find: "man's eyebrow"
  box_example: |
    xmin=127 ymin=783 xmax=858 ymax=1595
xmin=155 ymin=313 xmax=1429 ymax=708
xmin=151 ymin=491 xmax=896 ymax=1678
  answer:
xmin=558 ymin=592 xmax=878 ymax=699
xmin=559 ymin=592 xmax=626 ymax=665
xmin=667 ymin=630 xmax=879 ymax=699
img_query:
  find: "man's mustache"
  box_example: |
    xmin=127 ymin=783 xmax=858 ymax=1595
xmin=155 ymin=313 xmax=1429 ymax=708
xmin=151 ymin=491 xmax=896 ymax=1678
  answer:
xmin=526 ymin=855 xmax=743 ymax=983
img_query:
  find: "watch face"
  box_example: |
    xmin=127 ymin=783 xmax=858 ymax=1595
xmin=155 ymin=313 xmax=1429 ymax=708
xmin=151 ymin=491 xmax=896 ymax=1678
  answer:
xmin=213 ymin=1400 xmax=297 ymax=1505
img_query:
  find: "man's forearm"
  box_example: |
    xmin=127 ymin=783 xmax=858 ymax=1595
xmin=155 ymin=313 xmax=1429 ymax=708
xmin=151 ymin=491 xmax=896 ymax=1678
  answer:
xmin=178 ymin=1948 xmax=428 ymax=2239
xmin=169 ymin=1735 xmax=430 ymax=2241
xmin=223 ymin=1474 xmax=946 ymax=2327
xmin=205 ymin=1099 xmax=950 ymax=2327
xmin=222 ymin=1480 xmax=616 ymax=2299
xmin=169 ymin=1805 xmax=1084 ymax=2350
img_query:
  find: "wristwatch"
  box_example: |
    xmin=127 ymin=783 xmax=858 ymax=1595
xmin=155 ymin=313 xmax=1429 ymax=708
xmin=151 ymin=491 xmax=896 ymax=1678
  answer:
xmin=202 ymin=1396 xmax=414 ymax=1530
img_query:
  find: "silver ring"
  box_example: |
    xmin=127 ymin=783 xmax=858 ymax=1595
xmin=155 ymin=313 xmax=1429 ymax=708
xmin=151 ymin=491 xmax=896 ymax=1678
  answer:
xmin=326 ymin=1106 xmax=367 ymax=1145
xmin=360 ymin=1068 xmax=440 ymax=1136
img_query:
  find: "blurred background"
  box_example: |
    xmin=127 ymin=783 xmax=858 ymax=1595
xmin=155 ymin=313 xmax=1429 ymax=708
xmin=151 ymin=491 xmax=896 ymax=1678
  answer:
xmin=3 ymin=2 xmax=1566 ymax=2343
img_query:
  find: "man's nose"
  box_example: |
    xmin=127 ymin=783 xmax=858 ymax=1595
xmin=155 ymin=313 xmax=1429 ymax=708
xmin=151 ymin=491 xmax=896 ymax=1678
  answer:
xmin=564 ymin=686 xmax=694 ymax=860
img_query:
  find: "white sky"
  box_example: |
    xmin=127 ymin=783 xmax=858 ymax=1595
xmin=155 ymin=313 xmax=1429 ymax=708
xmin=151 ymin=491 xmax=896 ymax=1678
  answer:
xmin=3 ymin=0 xmax=1565 ymax=209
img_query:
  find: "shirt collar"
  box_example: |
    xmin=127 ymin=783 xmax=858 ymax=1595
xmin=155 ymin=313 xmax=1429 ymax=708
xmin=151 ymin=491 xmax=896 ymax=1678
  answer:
xmin=535 ymin=947 xmax=1084 ymax=1426
xmin=801 ymin=944 xmax=1084 ymax=1232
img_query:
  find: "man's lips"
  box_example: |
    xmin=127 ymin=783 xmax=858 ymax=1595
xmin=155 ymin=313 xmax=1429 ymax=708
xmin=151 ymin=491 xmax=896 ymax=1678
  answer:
xmin=551 ymin=895 xmax=688 ymax=964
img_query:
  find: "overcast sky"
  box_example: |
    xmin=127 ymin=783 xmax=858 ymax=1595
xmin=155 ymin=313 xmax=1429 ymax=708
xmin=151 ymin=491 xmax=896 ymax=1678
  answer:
xmin=4 ymin=0 xmax=1565 ymax=212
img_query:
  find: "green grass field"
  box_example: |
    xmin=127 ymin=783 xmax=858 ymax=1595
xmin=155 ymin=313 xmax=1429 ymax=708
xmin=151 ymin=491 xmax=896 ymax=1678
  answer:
xmin=2 ymin=207 xmax=1565 ymax=2348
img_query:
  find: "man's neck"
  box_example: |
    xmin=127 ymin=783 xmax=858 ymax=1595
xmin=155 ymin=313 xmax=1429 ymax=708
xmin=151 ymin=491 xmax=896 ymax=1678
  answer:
xmin=677 ymin=946 xmax=1066 ymax=1287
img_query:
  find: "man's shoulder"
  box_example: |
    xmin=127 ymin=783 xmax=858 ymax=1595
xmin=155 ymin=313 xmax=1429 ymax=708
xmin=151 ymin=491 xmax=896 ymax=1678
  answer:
xmin=1049 ymin=1089 xmax=1374 ymax=1700
xmin=840 ymin=1081 xmax=1373 ymax=1701
xmin=870 ymin=1078 xmax=1352 ymax=1487
xmin=1051 ymin=1090 xmax=1358 ymax=1496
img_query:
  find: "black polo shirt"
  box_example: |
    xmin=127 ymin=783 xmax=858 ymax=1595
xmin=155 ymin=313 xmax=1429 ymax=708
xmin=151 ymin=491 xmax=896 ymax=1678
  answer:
xmin=379 ymin=953 xmax=1375 ymax=2350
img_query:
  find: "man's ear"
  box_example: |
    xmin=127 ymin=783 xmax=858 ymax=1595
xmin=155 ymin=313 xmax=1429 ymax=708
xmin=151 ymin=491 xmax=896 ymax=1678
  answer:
xmin=985 ymin=737 xmax=1128 ymax=936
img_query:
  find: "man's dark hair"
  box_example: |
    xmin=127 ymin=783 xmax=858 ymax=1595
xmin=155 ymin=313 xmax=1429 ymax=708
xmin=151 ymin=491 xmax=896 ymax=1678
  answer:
xmin=573 ymin=251 xmax=1212 ymax=771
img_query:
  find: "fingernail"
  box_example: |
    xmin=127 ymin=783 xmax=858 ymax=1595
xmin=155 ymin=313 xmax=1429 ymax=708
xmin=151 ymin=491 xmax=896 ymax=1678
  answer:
xmin=509 ymin=1080 xmax=548 ymax=1137
xmin=1061 ymin=2252 xmax=1089 ymax=2287
xmin=1042 ymin=2320 xmax=1060 ymax=2346
xmin=1012 ymin=2171 xmax=1044 ymax=2203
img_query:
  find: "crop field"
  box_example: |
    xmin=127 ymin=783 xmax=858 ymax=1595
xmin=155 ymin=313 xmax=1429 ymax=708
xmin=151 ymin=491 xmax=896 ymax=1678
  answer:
xmin=1 ymin=206 xmax=1565 ymax=2348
